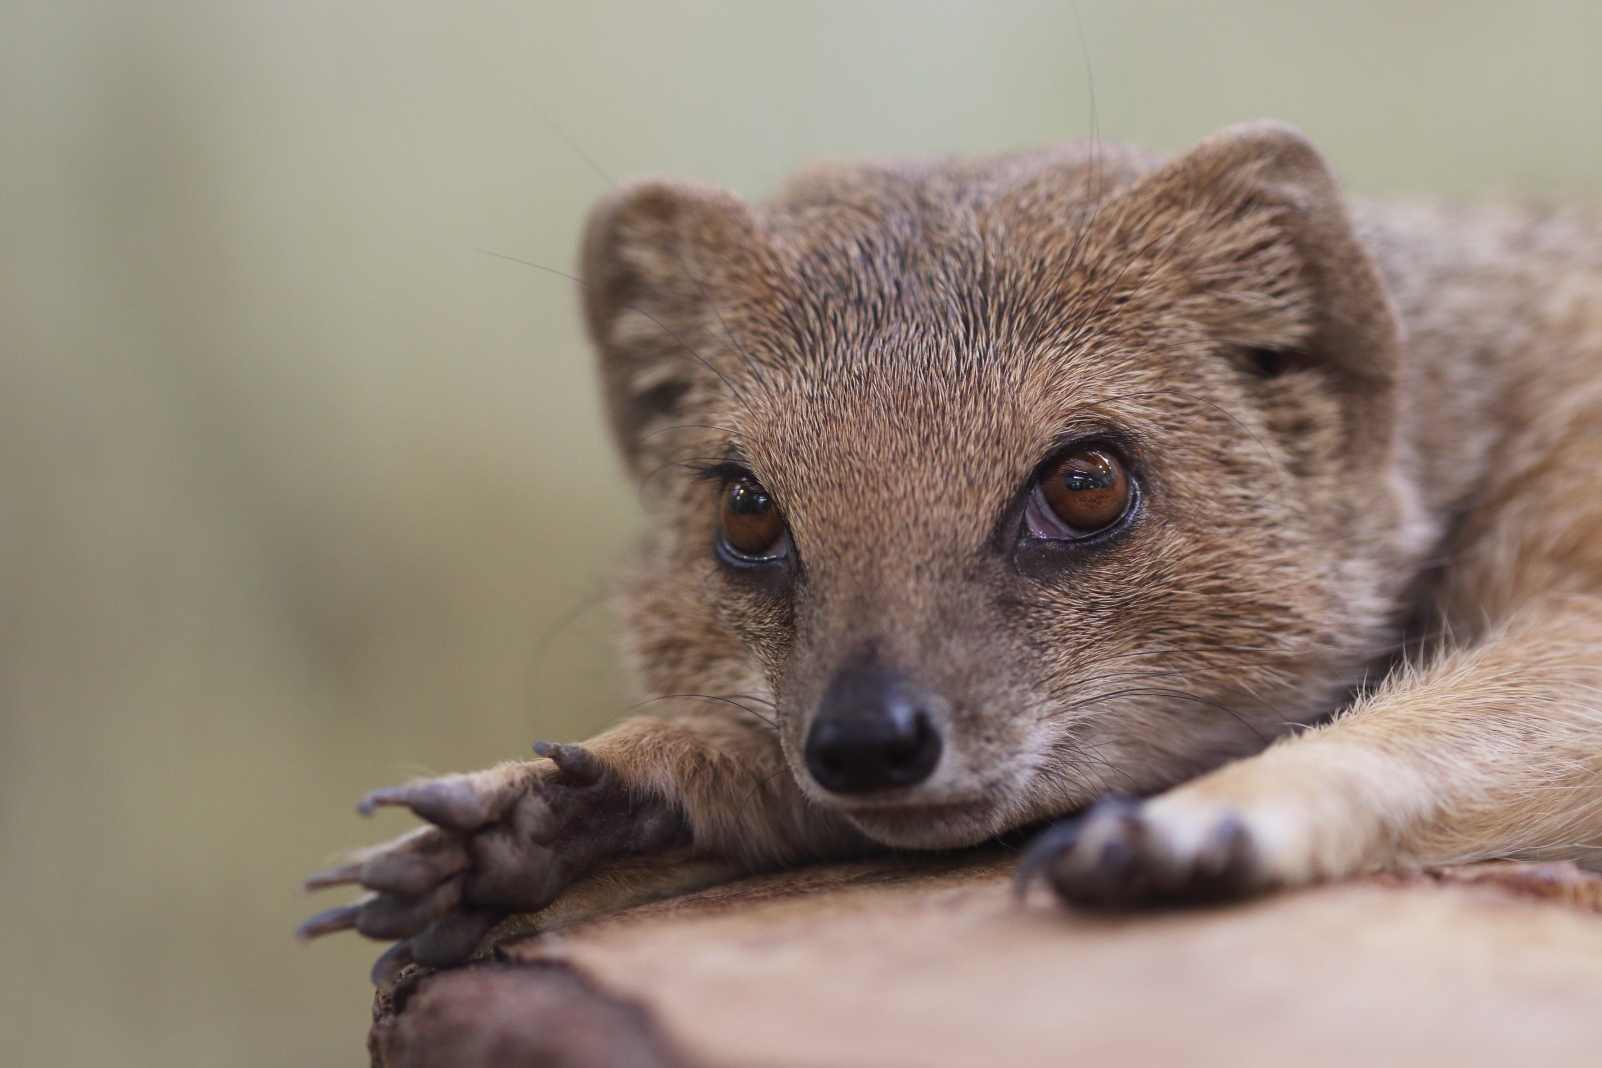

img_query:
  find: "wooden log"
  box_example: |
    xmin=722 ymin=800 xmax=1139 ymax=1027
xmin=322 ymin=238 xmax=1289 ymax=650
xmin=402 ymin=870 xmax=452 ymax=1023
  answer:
xmin=370 ymin=852 xmax=1602 ymax=1068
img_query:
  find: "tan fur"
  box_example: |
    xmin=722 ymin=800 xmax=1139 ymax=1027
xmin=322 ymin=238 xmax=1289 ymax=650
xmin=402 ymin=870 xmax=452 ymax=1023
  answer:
xmin=575 ymin=119 xmax=1602 ymax=879
xmin=312 ymin=122 xmax=1602 ymax=952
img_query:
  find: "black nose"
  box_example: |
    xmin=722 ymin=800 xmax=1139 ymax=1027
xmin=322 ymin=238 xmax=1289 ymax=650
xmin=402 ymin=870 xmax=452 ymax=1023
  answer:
xmin=805 ymin=660 xmax=943 ymax=794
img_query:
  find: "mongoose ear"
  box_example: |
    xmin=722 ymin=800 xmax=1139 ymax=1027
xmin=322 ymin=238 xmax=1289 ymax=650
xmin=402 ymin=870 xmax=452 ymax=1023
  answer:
xmin=1123 ymin=121 xmax=1401 ymax=454
xmin=580 ymin=178 xmax=768 ymax=478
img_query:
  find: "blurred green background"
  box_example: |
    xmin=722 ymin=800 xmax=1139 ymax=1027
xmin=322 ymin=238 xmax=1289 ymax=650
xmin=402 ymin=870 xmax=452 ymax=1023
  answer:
xmin=3 ymin=1 xmax=1600 ymax=1063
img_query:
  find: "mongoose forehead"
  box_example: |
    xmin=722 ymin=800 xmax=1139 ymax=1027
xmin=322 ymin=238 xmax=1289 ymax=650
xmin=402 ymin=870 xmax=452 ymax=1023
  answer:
xmin=583 ymin=123 xmax=1420 ymax=847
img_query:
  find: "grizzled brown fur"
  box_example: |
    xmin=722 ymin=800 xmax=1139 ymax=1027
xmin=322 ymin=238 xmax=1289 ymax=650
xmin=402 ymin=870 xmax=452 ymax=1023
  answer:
xmin=303 ymin=122 xmax=1602 ymax=965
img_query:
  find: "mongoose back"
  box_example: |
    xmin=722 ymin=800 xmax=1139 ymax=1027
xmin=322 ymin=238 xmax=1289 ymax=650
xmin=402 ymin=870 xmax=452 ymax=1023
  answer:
xmin=301 ymin=122 xmax=1602 ymax=980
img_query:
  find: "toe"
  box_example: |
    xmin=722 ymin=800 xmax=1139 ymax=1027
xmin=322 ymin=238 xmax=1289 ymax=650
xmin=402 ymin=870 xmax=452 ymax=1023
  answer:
xmin=1185 ymin=815 xmax=1258 ymax=897
xmin=370 ymin=940 xmax=415 ymax=991
xmin=533 ymin=741 xmax=603 ymax=786
xmin=355 ymin=878 xmax=464 ymax=940
xmin=1045 ymin=797 xmax=1155 ymax=907
xmin=1014 ymin=814 xmax=1086 ymax=899
xmin=410 ymin=909 xmax=505 ymax=968
xmin=358 ymin=778 xmax=493 ymax=832
xmin=508 ymin=790 xmax=560 ymax=843
xmin=463 ymin=825 xmax=564 ymax=910
xmin=357 ymin=764 xmax=542 ymax=832
xmin=1031 ymin=797 xmax=1264 ymax=909
xmin=360 ymin=831 xmax=469 ymax=897
xmin=302 ymin=827 xmax=469 ymax=900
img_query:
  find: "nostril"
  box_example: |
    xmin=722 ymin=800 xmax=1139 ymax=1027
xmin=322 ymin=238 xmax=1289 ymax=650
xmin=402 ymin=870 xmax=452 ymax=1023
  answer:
xmin=805 ymin=663 xmax=944 ymax=794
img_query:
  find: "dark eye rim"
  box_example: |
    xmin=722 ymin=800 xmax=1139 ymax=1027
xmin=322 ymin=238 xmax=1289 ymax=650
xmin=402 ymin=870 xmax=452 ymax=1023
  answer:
xmin=716 ymin=522 xmax=792 ymax=566
xmin=1016 ymin=440 xmax=1141 ymax=548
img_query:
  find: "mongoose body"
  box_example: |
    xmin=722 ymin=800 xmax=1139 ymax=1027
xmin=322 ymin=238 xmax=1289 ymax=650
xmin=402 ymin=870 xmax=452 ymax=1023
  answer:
xmin=302 ymin=123 xmax=1602 ymax=977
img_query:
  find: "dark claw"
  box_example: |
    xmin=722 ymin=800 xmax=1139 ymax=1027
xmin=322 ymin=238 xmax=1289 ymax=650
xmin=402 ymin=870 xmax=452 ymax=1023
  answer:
xmin=356 ymin=785 xmax=410 ymax=818
xmin=535 ymin=742 xmax=603 ymax=786
xmin=358 ymin=779 xmax=494 ymax=832
xmin=410 ymin=908 xmax=505 ymax=968
xmin=1014 ymin=815 xmax=1086 ymax=899
xmin=300 ymin=861 xmax=362 ymax=894
xmin=370 ymin=939 xmax=415 ymax=991
xmin=355 ymin=879 xmax=464 ymax=940
xmin=296 ymin=900 xmax=368 ymax=941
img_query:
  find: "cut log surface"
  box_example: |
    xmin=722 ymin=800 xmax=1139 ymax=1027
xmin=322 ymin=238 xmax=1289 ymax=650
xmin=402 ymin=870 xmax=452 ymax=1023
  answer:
xmin=370 ymin=851 xmax=1602 ymax=1068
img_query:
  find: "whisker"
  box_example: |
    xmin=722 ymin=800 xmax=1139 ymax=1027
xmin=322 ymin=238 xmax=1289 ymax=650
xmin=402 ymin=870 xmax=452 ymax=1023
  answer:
xmin=1083 ymin=387 xmax=1291 ymax=501
xmin=639 ymin=423 xmax=744 ymax=442
xmin=525 ymin=100 xmax=773 ymax=395
xmin=1065 ymin=685 xmax=1271 ymax=744
xmin=721 ymin=691 xmax=778 ymax=709
xmin=526 ymin=95 xmax=616 ymax=193
xmin=1045 ymin=736 xmax=1133 ymax=794
xmin=734 ymin=768 xmax=789 ymax=828
xmin=614 ymin=692 xmax=779 ymax=730
xmin=521 ymin=579 xmax=613 ymax=723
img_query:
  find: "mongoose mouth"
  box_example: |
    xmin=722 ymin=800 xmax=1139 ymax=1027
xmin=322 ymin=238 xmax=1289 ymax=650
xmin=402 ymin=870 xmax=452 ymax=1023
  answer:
xmin=838 ymin=796 xmax=1014 ymax=850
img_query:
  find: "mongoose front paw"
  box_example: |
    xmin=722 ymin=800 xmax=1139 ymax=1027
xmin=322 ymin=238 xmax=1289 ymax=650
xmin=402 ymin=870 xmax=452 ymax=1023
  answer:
xmin=298 ymin=743 xmax=687 ymax=984
xmin=1019 ymin=797 xmax=1264 ymax=909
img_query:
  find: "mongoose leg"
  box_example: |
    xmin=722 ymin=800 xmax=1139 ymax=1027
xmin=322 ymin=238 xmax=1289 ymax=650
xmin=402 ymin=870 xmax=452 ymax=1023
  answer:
xmin=300 ymin=712 xmax=866 ymax=976
xmin=1034 ymin=593 xmax=1602 ymax=906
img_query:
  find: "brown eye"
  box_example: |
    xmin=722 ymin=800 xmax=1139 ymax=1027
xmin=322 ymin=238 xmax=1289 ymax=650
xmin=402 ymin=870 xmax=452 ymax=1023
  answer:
xmin=720 ymin=478 xmax=788 ymax=559
xmin=1031 ymin=448 xmax=1130 ymax=537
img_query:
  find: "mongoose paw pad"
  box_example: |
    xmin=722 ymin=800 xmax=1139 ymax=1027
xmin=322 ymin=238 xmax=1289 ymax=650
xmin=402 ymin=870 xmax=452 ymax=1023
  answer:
xmin=1019 ymin=796 xmax=1263 ymax=909
xmin=298 ymin=744 xmax=685 ymax=982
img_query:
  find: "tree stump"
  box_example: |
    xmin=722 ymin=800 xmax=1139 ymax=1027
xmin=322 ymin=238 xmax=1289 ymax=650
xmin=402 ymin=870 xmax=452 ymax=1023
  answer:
xmin=369 ymin=850 xmax=1602 ymax=1068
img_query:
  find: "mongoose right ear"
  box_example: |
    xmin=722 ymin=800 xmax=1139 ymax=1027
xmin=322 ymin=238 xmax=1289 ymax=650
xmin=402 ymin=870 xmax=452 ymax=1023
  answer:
xmin=1113 ymin=122 xmax=1404 ymax=463
xmin=580 ymin=178 xmax=772 ymax=479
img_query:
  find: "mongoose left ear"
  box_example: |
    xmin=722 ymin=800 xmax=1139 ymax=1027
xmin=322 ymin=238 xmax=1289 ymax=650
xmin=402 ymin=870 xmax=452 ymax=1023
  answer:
xmin=1120 ymin=121 xmax=1402 ymax=457
xmin=580 ymin=178 xmax=773 ymax=479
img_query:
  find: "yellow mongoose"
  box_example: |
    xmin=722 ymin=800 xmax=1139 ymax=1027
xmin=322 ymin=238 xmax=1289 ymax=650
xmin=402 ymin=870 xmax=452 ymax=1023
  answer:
xmin=302 ymin=122 xmax=1602 ymax=982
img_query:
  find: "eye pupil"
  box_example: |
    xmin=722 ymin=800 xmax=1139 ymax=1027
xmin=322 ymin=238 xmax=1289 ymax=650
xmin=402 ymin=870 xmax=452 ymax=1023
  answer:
xmin=729 ymin=484 xmax=772 ymax=515
xmin=720 ymin=477 xmax=788 ymax=559
xmin=1062 ymin=471 xmax=1111 ymax=492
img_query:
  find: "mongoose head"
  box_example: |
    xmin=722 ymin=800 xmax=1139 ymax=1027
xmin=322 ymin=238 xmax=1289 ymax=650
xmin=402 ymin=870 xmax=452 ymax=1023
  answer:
xmin=582 ymin=122 xmax=1428 ymax=849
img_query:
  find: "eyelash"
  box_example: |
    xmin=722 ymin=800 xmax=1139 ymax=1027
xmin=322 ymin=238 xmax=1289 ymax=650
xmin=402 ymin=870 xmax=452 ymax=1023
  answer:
xmin=690 ymin=460 xmax=751 ymax=485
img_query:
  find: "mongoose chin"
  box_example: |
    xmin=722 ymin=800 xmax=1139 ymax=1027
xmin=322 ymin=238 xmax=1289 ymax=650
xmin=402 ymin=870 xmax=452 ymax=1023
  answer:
xmin=302 ymin=121 xmax=1602 ymax=979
